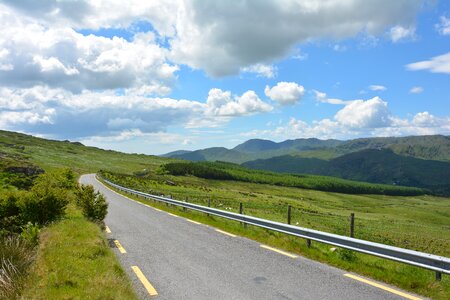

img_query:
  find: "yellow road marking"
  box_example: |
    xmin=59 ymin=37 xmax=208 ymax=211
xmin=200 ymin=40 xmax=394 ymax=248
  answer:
xmin=153 ymin=207 xmax=162 ymax=212
xmin=344 ymin=274 xmax=422 ymax=300
xmin=186 ymin=219 xmax=201 ymax=225
xmin=167 ymin=212 xmax=179 ymax=218
xmin=114 ymin=240 xmax=127 ymax=254
xmin=105 ymin=226 xmax=111 ymax=233
xmin=215 ymin=229 xmax=236 ymax=237
xmin=260 ymin=245 xmax=298 ymax=258
xmin=131 ymin=266 xmax=158 ymax=296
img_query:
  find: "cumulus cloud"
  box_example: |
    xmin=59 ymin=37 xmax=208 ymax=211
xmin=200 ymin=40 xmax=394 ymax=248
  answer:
xmin=241 ymin=64 xmax=276 ymax=78
xmin=389 ymin=25 xmax=416 ymax=42
xmin=0 ymin=86 xmax=271 ymax=138
xmin=1 ymin=1 xmax=425 ymax=78
xmin=313 ymin=90 xmax=354 ymax=105
xmin=409 ymin=86 xmax=424 ymax=94
xmin=369 ymin=85 xmax=387 ymax=91
xmin=406 ymin=52 xmax=450 ymax=74
xmin=436 ymin=16 xmax=450 ymax=35
xmin=264 ymin=82 xmax=304 ymax=105
xmin=206 ymin=88 xmax=272 ymax=117
xmin=334 ymin=97 xmax=391 ymax=128
xmin=243 ymin=104 xmax=450 ymax=141
xmin=169 ymin=0 xmax=423 ymax=77
xmin=0 ymin=4 xmax=177 ymax=94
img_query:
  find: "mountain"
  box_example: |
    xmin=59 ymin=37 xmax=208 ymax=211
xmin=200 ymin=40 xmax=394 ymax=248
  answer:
xmin=168 ymin=147 xmax=252 ymax=164
xmin=161 ymin=150 xmax=192 ymax=157
xmin=243 ymin=149 xmax=450 ymax=196
xmin=164 ymin=135 xmax=450 ymax=163
xmin=337 ymin=135 xmax=450 ymax=161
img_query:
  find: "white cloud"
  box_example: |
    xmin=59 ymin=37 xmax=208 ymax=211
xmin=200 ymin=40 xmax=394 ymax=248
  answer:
xmin=333 ymin=44 xmax=347 ymax=52
xmin=409 ymin=86 xmax=424 ymax=94
xmin=243 ymin=109 xmax=450 ymax=141
xmin=241 ymin=64 xmax=276 ymax=78
xmin=313 ymin=90 xmax=355 ymax=105
xmin=206 ymin=88 xmax=272 ymax=117
xmin=168 ymin=0 xmax=423 ymax=77
xmin=369 ymin=85 xmax=387 ymax=91
xmin=406 ymin=52 xmax=450 ymax=74
xmin=0 ymin=4 xmax=177 ymax=94
xmin=264 ymin=82 xmax=305 ymax=105
xmin=436 ymin=16 xmax=450 ymax=35
xmin=334 ymin=97 xmax=391 ymax=128
xmin=389 ymin=25 xmax=416 ymax=42
xmin=1 ymin=1 xmax=425 ymax=78
xmin=0 ymin=86 xmax=272 ymax=138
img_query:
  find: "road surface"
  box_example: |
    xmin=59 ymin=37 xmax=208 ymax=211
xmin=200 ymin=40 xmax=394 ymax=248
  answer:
xmin=80 ymin=174 xmax=422 ymax=300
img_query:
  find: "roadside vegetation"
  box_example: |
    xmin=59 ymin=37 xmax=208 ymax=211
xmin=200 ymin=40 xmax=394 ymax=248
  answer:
xmin=161 ymin=161 xmax=427 ymax=196
xmin=0 ymin=148 xmax=136 ymax=299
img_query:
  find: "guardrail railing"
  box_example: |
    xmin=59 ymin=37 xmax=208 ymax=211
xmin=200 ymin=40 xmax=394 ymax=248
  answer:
xmin=100 ymin=177 xmax=449 ymax=280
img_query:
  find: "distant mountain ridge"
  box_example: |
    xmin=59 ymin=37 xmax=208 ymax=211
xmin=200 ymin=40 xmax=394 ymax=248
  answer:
xmin=242 ymin=149 xmax=450 ymax=196
xmin=164 ymin=135 xmax=450 ymax=163
xmin=163 ymin=135 xmax=450 ymax=195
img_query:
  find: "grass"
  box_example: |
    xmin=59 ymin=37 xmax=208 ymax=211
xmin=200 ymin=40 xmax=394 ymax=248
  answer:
xmin=0 ymin=236 xmax=35 ymax=299
xmin=101 ymin=174 xmax=450 ymax=299
xmin=20 ymin=204 xmax=137 ymax=300
xmin=0 ymin=130 xmax=166 ymax=174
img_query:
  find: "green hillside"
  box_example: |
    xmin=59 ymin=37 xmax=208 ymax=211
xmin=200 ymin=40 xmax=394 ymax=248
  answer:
xmin=0 ymin=130 xmax=168 ymax=176
xmin=243 ymin=149 xmax=450 ymax=196
xmin=166 ymin=135 xmax=450 ymax=163
xmin=337 ymin=135 xmax=450 ymax=161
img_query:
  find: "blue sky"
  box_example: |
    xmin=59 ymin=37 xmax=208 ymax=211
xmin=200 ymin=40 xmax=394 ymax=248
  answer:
xmin=0 ymin=0 xmax=449 ymax=154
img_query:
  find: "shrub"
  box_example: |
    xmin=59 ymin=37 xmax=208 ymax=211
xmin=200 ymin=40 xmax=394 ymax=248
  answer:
xmin=19 ymin=183 xmax=69 ymax=226
xmin=0 ymin=192 xmax=23 ymax=236
xmin=20 ymin=222 xmax=40 ymax=246
xmin=75 ymin=184 xmax=108 ymax=223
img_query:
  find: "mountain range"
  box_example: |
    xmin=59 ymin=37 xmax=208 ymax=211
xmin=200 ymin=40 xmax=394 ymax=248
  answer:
xmin=163 ymin=135 xmax=450 ymax=195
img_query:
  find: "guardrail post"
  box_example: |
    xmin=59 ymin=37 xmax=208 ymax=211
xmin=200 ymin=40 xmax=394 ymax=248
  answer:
xmin=207 ymin=198 xmax=211 ymax=216
xmin=436 ymin=271 xmax=442 ymax=281
xmin=239 ymin=203 xmax=247 ymax=228
xmin=184 ymin=197 xmax=188 ymax=212
xmin=287 ymin=205 xmax=291 ymax=225
xmin=350 ymin=213 xmax=355 ymax=238
xmin=306 ymin=239 xmax=311 ymax=248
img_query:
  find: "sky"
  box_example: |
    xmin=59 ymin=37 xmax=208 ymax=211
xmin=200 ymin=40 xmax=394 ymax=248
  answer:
xmin=0 ymin=0 xmax=449 ymax=155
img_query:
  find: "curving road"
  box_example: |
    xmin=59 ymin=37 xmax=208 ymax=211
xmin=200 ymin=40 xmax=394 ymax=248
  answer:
xmin=80 ymin=174 xmax=422 ymax=300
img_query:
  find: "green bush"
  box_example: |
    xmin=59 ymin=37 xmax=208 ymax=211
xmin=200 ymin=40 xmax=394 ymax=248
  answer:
xmin=19 ymin=182 xmax=69 ymax=226
xmin=20 ymin=222 xmax=40 ymax=246
xmin=75 ymin=184 xmax=108 ymax=223
xmin=0 ymin=192 xmax=23 ymax=236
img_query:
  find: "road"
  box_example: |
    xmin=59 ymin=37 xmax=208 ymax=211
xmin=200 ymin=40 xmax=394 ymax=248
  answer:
xmin=80 ymin=174 xmax=423 ymax=300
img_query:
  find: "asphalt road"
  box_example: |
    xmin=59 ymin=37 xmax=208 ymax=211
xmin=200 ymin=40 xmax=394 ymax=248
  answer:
xmin=80 ymin=174 xmax=422 ymax=300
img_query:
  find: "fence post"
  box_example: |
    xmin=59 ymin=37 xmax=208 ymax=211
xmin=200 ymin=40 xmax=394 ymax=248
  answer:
xmin=239 ymin=202 xmax=246 ymax=228
xmin=207 ymin=198 xmax=211 ymax=216
xmin=287 ymin=205 xmax=291 ymax=225
xmin=350 ymin=213 xmax=355 ymax=238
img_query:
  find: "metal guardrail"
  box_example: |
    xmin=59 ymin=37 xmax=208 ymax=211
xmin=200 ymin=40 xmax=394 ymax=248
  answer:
xmin=101 ymin=177 xmax=450 ymax=277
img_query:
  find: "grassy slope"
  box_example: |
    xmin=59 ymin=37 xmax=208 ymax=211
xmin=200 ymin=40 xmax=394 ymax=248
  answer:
xmin=0 ymin=130 xmax=166 ymax=174
xmin=21 ymin=204 xmax=137 ymax=299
